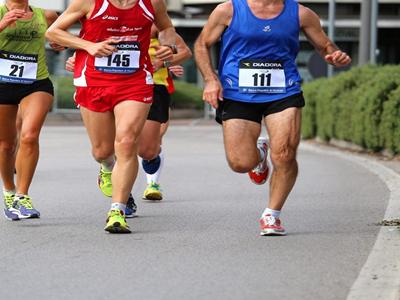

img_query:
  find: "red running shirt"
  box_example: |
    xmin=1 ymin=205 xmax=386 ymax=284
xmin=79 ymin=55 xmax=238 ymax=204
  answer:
xmin=74 ymin=0 xmax=154 ymax=87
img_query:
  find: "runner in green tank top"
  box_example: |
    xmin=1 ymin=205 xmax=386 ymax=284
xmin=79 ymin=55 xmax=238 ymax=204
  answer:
xmin=0 ymin=0 xmax=62 ymax=221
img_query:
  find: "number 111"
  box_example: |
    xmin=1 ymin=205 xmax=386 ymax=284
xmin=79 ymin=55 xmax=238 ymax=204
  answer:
xmin=252 ymin=73 xmax=271 ymax=87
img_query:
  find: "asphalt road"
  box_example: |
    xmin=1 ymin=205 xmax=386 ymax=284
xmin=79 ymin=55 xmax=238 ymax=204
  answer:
xmin=0 ymin=125 xmax=389 ymax=300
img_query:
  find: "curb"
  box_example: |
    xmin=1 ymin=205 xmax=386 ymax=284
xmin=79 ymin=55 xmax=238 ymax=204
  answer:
xmin=301 ymin=142 xmax=400 ymax=300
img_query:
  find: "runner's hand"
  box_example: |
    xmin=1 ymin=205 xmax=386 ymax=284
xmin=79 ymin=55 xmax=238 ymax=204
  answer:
xmin=325 ymin=50 xmax=351 ymax=67
xmin=203 ymin=79 xmax=223 ymax=109
xmin=152 ymin=58 xmax=163 ymax=71
xmin=50 ymin=42 xmax=66 ymax=52
xmin=152 ymin=45 xmax=173 ymax=61
xmin=85 ymin=39 xmax=118 ymax=58
xmin=169 ymin=65 xmax=184 ymax=77
xmin=65 ymin=55 xmax=76 ymax=72
xmin=0 ymin=9 xmax=26 ymax=30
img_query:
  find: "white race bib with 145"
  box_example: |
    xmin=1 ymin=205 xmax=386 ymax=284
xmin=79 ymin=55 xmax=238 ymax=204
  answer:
xmin=95 ymin=42 xmax=140 ymax=74
xmin=238 ymin=60 xmax=286 ymax=94
xmin=0 ymin=51 xmax=38 ymax=84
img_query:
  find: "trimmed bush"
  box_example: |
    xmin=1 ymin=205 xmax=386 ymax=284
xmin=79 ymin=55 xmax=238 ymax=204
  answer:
xmin=302 ymin=64 xmax=400 ymax=154
xmin=170 ymin=81 xmax=203 ymax=110
xmin=52 ymin=76 xmax=76 ymax=109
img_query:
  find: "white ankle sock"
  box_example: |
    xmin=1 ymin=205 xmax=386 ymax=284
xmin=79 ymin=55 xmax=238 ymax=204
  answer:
xmin=111 ymin=202 xmax=126 ymax=212
xmin=101 ymin=155 xmax=115 ymax=172
xmin=262 ymin=208 xmax=281 ymax=218
xmin=3 ymin=188 xmax=16 ymax=195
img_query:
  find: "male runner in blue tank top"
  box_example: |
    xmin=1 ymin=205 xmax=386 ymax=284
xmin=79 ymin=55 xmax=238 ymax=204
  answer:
xmin=194 ymin=0 xmax=351 ymax=236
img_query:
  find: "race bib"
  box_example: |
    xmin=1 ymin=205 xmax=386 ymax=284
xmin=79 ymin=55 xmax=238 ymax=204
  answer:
xmin=238 ymin=60 xmax=286 ymax=93
xmin=95 ymin=42 xmax=140 ymax=74
xmin=0 ymin=51 xmax=38 ymax=84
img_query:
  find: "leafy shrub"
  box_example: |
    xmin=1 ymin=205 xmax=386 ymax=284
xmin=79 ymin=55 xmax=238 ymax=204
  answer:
xmin=171 ymin=81 xmax=203 ymax=110
xmin=302 ymin=64 xmax=400 ymax=153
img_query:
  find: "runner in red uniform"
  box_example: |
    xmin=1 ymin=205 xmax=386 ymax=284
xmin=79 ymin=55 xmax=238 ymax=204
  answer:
xmin=46 ymin=0 xmax=176 ymax=234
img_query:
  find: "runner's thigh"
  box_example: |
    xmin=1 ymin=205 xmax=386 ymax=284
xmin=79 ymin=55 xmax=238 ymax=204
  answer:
xmin=80 ymin=106 xmax=115 ymax=151
xmin=223 ymin=119 xmax=261 ymax=161
xmin=114 ymin=100 xmax=151 ymax=141
xmin=18 ymin=92 xmax=53 ymax=137
xmin=264 ymin=107 xmax=302 ymax=157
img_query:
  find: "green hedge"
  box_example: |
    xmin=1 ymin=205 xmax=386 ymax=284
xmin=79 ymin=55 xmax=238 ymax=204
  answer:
xmin=52 ymin=76 xmax=203 ymax=110
xmin=302 ymin=65 xmax=400 ymax=154
xmin=52 ymin=76 xmax=76 ymax=109
xmin=170 ymin=81 xmax=203 ymax=109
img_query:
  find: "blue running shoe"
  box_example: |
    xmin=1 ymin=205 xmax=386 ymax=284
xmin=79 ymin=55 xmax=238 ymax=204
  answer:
xmin=142 ymin=156 xmax=161 ymax=175
xmin=125 ymin=193 xmax=137 ymax=218
xmin=3 ymin=191 xmax=19 ymax=221
xmin=14 ymin=195 xmax=40 ymax=219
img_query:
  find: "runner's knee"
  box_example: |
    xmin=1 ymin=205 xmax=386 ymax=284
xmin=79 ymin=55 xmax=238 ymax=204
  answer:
xmin=19 ymin=131 xmax=40 ymax=147
xmin=270 ymin=146 xmax=297 ymax=167
xmin=114 ymin=135 xmax=138 ymax=157
xmin=92 ymin=145 xmax=114 ymax=162
xmin=0 ymin=140 xmax=16 ymax=155
xmin=227 ymin=155 xmax=255 ymax=173
xmin=138 ymin=143 xmax=159 ymax=160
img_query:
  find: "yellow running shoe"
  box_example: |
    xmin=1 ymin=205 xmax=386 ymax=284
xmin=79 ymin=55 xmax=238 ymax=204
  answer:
xmin=104 ymin=210 xmax=131 ymax=234
xmin=142 ymin=182 xmax=163 ymax=201
xmin=98 ymin=168 xmax=112 ymax=197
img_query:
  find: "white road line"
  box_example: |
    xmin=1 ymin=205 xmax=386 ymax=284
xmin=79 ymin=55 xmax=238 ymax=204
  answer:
xmin=301 ymin=142 xmax=400 ymax=300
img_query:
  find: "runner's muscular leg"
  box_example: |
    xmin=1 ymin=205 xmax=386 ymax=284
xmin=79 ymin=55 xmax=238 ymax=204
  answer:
xmin=138 ymin=120 xmax=162 ymax=160
xmin=80 ymin=106 xmax=115 ymax=163
xmin=15 ymin=92 xmax=52 ymax=194
xmin=112 ymin=100 xmax=150 ymax=203
xmin=0 ymin=105 xmax=18 ymax=191
xmin=223 ymin=119 xmax=261 ymax=173
xmin=265 ymin=107 xmax=301 ymax=210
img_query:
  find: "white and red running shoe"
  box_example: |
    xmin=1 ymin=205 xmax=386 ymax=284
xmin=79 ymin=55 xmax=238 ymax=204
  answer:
xmin=260 ymin=214 xmax=286 ymax=236
xmin=248 ymin=137 xmax=270 ymax=185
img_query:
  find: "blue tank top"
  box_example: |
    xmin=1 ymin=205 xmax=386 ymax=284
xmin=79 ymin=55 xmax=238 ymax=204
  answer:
xmin=219 ymin=0 xmax=302 ymax=103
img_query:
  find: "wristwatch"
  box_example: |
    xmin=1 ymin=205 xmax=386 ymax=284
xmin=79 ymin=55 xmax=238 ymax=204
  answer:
xmin=163 ymin=60 xmax=172 ymax=68
xmin=163 ymin=44 xmax=178 ymax=54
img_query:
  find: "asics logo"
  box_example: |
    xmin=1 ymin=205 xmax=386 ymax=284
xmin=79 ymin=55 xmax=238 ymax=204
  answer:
xmin=263 ymin=25 xmax=271 ymax=32
xmin=103 ymin=15 xmax=119 ymax=20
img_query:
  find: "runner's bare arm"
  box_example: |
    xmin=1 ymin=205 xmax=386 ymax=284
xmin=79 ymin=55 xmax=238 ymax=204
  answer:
xmin=152 ymin=0 xmax=175 ymax=61
xmin=44 ymin=10 xmax=59 ymax=26
xmin=172 ymin=34 xmax=192 ymax=64
xmin=45 ymin=10 xmax=66 ymax=51
xmin=299 ymin=5 xmax=351 ymax=67
xmin=153 ymin=34 xmax=192 ymax=70
xmin=194 ymin=2 xmax=232 ymax=109
xmin=46 ymin=0 xmax=118 ymax=57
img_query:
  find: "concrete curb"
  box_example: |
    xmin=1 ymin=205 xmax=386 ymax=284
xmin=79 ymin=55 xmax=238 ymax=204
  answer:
xmin=301 ymin=142 xmax=400 ymax=300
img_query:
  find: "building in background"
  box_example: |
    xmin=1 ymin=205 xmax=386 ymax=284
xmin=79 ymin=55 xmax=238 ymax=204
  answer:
xmin=31 ymin=0 xmax=400 ymax=82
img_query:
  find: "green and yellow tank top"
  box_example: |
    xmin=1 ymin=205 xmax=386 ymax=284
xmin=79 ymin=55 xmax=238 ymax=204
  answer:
xmin=0 ymin=5 xmax=49 ymax=84
xmin=149 ymin=38 xmax=169 ymax=86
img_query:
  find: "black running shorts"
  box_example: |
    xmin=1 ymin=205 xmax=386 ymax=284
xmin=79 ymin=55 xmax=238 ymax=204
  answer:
xmin=215 ymin=92 xmax=305 ymax=124
xmin=147 ymin=84 xmax=171 ymax=123
xmin=0 ymin=78 xmax=54 ymax=105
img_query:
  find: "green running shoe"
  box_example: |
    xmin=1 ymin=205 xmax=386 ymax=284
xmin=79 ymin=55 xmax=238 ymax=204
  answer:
xmin=143 ymin=182 xmax=163 ymax=201
xmin=98 ymin=168 xmax=112 ymax=197
xmin=104 ymin=209 xmax=131 ymax=234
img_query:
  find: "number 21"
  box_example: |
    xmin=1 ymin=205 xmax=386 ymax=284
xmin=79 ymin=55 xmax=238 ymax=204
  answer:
xmin=9 ymin=65 xmax=24 ymax=77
